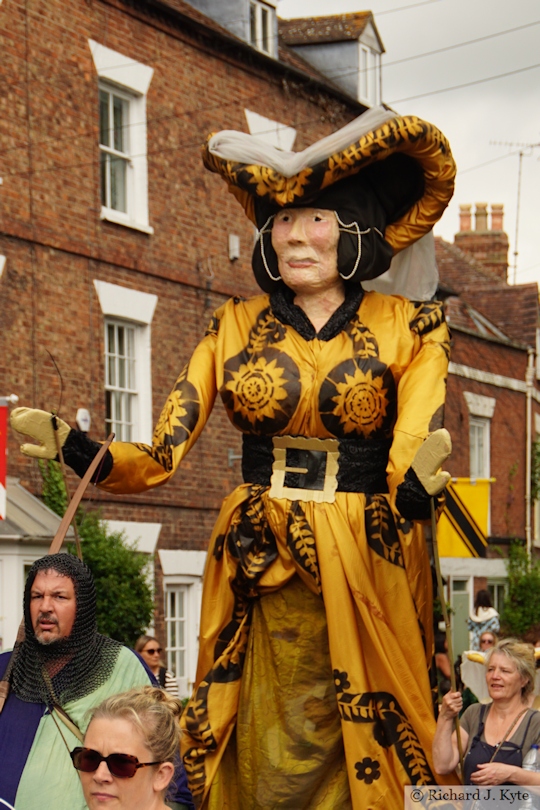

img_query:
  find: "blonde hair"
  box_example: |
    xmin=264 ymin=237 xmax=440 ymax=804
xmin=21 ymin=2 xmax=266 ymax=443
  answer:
xmin=486 ymin=638 xmax=536 ymax=700
xmin=87 ymin=686 xmax=183 ymax=763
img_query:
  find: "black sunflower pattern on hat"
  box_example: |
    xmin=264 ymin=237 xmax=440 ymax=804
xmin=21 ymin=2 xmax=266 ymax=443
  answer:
xmin=221 ymin=306 xmax=301 ymax=434
xmin=319 ymin=317 xmax=396 ymax=439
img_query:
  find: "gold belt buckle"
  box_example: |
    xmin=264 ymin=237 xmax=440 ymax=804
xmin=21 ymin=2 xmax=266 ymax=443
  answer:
xmin=269 ymin=436 xmax=340 ymax=503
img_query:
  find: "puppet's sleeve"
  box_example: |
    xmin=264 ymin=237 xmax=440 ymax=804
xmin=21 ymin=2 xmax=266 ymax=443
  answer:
xmin=93 ymin=309 xmax=223 ymax=495
xmin=386 ymin=300 xmax=450 ymax=515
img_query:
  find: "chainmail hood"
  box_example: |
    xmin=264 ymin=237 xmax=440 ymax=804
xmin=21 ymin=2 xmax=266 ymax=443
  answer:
xmin=9 ymin=553 xmax=122 ymax=705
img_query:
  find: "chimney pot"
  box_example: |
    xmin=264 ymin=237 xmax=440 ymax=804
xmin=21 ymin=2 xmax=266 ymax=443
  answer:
xmin=491 ymin=204 xmax=504 ymax=231
xmin=475 ymin=203 xmax=488 ymax=231
xmin=459 ymin=204 xmax=472 ymax=232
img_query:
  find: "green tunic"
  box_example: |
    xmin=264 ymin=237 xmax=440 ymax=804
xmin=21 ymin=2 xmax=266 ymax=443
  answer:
xmin=14 ymin=647 xmax=150 ymax=810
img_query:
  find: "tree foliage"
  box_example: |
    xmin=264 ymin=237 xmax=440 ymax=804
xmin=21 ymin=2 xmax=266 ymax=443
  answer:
xmin=500 ymin=539 xmax=540 ymax=640
xmin=40 ymin=460 xmax=154 ymax=647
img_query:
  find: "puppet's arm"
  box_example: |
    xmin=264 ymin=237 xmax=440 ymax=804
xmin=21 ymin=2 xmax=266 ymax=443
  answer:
xmin=11 ymin=315 xmax=221 ymax=495
xmin=387 ymin=300 xmax=451 ymax=519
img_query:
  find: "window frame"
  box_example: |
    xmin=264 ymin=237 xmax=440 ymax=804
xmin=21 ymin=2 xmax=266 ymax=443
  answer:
xmin=469 ymin=415 xmax=490 ymax=480
xmin=358 ymin=43 xmax=380 ymax=107
xmin=99 ymin=83 xmax=132 ymax=216
xmin=104 ymin=319 xmax=138 ymax=442
xmin=89 ymin=40 xmax=154 ymax=235
xmin=165 ymin=584 xmax=187 ymax=687
xmin=487 ymin=580 xmax=506 ymax=614
xmin=94 ymin=280 xmax=157 ymax=445
xmin=248 ymin=0 xmax=276 ymax=56
xmin=163 ymin=575 xmax=203 ymax=698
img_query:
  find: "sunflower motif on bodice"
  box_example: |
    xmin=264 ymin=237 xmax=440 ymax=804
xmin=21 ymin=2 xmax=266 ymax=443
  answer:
xmin=319 ymin=317 xmax=396 ymax=439
xmin=220 ymin=308 xmax=301 ymax=434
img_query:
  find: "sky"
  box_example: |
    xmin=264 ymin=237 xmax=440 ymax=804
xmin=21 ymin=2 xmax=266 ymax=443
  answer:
xmin=277 ymin=0 xmax=540 ymax=286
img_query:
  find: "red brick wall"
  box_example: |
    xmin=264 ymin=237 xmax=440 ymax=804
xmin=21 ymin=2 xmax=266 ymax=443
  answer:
xmin=0 ymin=0 xmax=360 ymax=594
xmin=453 ymin=231 xmax=509 ymax=283
xmin=445 ymin=330 xmax=539 ymax=543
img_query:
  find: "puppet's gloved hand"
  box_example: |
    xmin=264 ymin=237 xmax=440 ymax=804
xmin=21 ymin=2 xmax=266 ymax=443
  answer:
xmin=411 ymin=428 xmax=452 ymax=496
xmin=396 ymin=428 xmax=452 ymax=521
xmin=10 ymin=407 xmax=71 ymax=459
xmin=10 ymin=406 xmax=114 ymax=482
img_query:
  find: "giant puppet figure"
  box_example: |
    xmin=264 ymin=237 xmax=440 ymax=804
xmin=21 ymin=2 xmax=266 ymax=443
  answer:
xmin=11 ymin=107 xmax=457 ymax=808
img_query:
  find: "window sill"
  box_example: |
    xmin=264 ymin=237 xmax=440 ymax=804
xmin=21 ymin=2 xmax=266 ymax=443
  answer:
xmin=100 ymin=207 xmax=154 ymax=235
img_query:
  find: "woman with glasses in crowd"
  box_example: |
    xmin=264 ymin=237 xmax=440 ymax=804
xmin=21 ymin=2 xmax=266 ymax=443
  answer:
xmin=71 ymin=686 xmax=188 ymax=810
xmin=135 ymin=635 xmax=179 ymax=697
xmin=479 ymin=631 xmax=497 ymax=652
xmin=468 ymin=590 xmax=500 ymax=651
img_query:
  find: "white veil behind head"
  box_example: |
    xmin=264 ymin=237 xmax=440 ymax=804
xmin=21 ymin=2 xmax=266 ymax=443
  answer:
xmin=362 ymin=231 xmax=439 ymax=302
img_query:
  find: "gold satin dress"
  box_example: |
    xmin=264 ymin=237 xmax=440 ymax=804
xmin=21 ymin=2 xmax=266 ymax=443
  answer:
xmin=100 ymin=290 xmax=453 ymax=809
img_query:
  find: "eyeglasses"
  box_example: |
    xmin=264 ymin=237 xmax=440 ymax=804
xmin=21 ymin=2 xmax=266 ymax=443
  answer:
xmin=143 ymin=647 xmax=162 ymax=655
xmin=70 ymin=747 xmax=162 ymax=779
xmin=480 ymin=638 xmax=495 ymax=646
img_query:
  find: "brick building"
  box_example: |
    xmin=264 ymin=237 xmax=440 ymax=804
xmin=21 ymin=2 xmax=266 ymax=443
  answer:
xmin=3 ymin=0 xmax=537 ymax=681
xmin=435 ymin=204 xmax=540 ymax=654
xmin=0 ymin=0 xmax=387 ymax=692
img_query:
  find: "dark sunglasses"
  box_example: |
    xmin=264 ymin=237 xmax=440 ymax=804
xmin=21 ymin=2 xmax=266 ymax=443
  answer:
xmin=70 ymin=747 xmax=162 ymax=779
xmin=480 ymin=638 xmax=494 ymax=645
xmin=144 ymin=647 xmax=162 ymax=655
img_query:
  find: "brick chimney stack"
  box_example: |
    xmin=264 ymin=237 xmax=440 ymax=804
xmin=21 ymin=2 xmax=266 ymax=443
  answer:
xmin=459 ymin=204 xmax=472 ymax=232
xmin=454 ymin=203 xmax=509 ymax=283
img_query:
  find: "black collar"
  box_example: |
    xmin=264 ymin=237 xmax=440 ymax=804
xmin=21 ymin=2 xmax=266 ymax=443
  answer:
xmin=270 ymin=284 xmax=364 ymax=341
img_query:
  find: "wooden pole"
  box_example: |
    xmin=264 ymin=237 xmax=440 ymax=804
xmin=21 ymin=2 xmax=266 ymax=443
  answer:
xmin=431 ymin=498 xmax=464 ymax=779
xmin=51 ymin=414 xmax=82 ymax=560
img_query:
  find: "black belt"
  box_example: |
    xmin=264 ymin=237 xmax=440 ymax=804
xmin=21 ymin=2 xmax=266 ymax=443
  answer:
xmin=242 ymin=434 xmax=390 ymax=501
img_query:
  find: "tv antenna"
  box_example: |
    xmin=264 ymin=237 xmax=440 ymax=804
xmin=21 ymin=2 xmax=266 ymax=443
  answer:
xmin=490 ymin=140 xmax=540 ymax=284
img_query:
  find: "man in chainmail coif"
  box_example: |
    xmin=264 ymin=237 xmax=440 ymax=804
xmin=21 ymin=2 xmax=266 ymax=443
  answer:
xmin=0 ymin=553 xmax=194 ymax=810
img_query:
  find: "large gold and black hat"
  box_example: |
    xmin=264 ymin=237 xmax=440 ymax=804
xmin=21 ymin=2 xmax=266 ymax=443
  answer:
xmin=203 ymin=108 xmax=456 ymax=293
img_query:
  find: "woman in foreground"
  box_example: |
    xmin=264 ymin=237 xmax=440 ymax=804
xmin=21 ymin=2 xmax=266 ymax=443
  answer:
xmin=433 ymin=638 xmax=540 ymax=785
xmin=71 ymin=686 xmax=185 ymax=810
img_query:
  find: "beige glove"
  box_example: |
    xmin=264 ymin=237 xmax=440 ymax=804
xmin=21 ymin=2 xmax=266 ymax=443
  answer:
xmin=10 ymin=407 xmax=71 ymax=460
xmin=411 ymin=428 xmax=452 ymax=496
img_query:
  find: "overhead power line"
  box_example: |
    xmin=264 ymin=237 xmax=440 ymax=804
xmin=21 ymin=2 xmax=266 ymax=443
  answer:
xmin=323 ymin=18 xmax=540 ymax=82
xmin=388 ymin=61 xmax=540 ymax=103
xmin=376 ymin=0 xmax=443 ymax=15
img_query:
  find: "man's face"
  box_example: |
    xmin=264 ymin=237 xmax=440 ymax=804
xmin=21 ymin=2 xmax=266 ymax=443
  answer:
xmin=29 ymin=569 xmax=76 ymax=645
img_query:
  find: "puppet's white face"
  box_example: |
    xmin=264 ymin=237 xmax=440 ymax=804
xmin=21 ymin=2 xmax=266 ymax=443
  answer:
xmin=271 ymin=207 xmax=341 ymax=295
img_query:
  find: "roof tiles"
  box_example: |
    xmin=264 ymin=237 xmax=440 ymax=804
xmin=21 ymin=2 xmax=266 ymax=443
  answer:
xmin=435 ymin=237 xmax=539 ymax=348
xmin=279 ymin=13 xmax=372 ymax=46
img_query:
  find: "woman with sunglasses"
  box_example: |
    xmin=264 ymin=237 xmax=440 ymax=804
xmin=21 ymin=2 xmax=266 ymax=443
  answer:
xmin=71 ymin=686 xmax=188 ymax=810
xmin=135 ymin=635 xmax=179 ymax=697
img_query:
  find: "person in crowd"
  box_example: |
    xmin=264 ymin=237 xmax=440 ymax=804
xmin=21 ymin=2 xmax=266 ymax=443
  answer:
xmin=479 ymin=631 xmax=498 ymax=652
xmin=468 ymin=590 xmax=500 ymax=650
xmin=478 ymin=630 xmax=498 ymax=654
xmin=435 ymin=632 xmax=452 ymax=698
xmin=10 ymin=108 xmax=456 ymax=807
xmin=457 ymin=633 xmax=498 ymax=712
xmin=72 ymin=685 xmax=183 ymax=810
xmin=0 ymin=553 xmax=193 ymax=810
xmin=136 ymin=635 xmax=179 ymax=697
xmin=433 ymin=638 xmax=540 ymax=785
